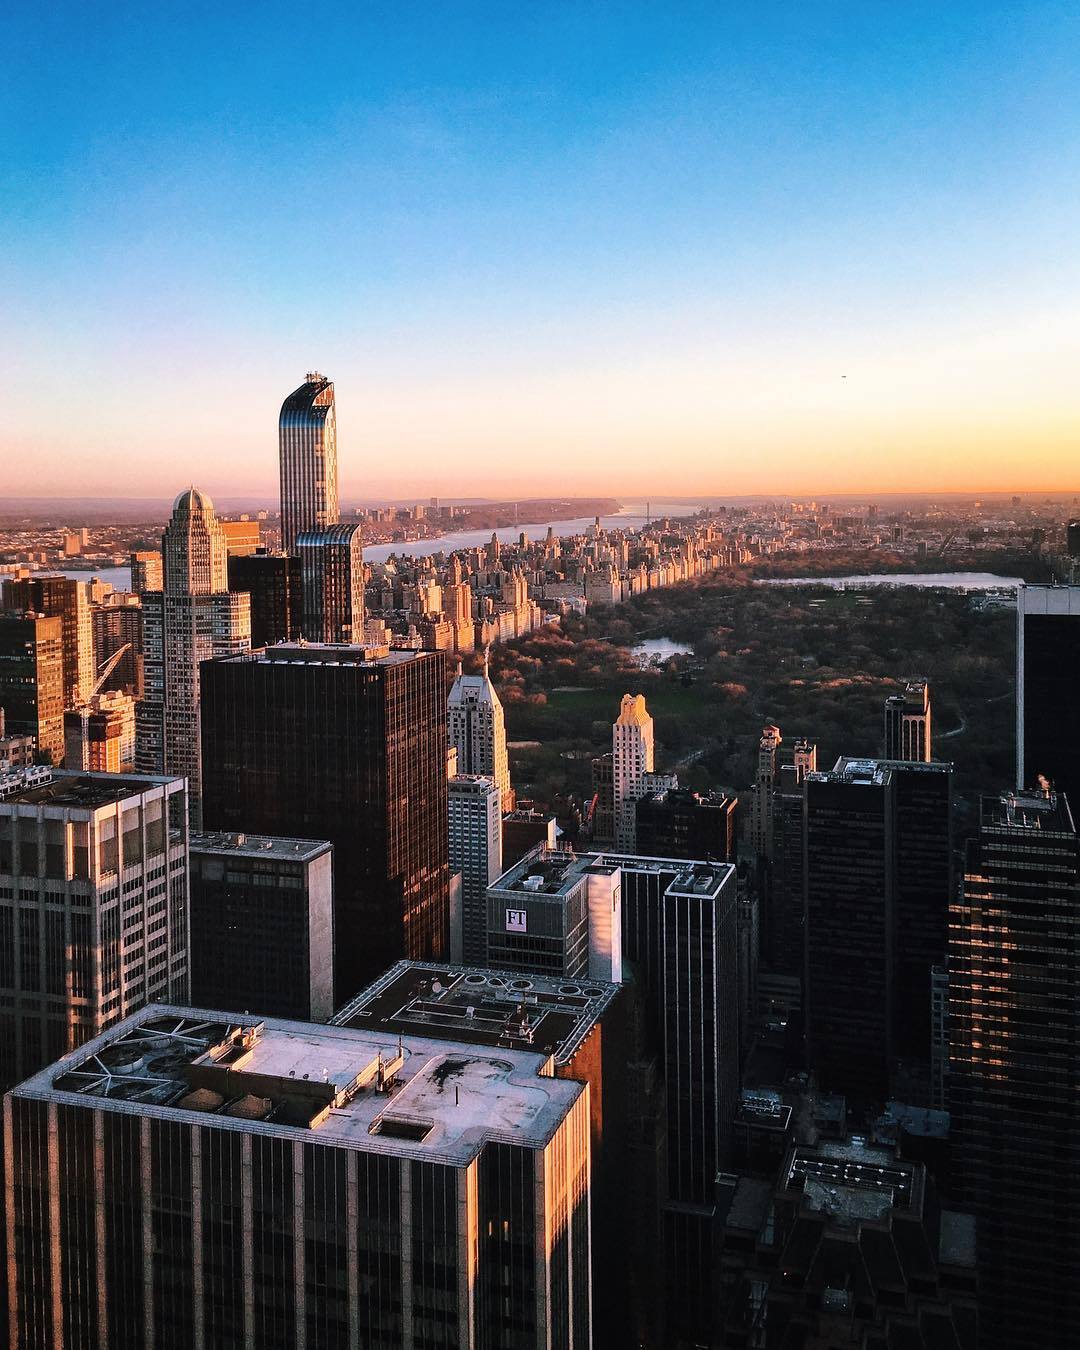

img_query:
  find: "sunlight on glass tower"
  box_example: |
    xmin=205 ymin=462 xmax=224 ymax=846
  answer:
xmin=279 ymin=371 xmax=338 ymax=554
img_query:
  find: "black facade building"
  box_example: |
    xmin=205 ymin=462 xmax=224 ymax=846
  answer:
xmin=1016 ymin=583 xmax=1080 ymax=811
xmin=804 ymin=757 xmax=952 ymax=1103
xmin=200 ymin=644 xmax=450 ymax=1005
xmin=227 ymin=550 xmax=302 ymax=648
xmin=949 ymin=787 xmax=1080 ymax=1350
xmin=634 ymin=787 xmax=737 ymax=862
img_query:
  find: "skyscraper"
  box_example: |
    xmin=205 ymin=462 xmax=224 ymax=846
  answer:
xmin=227 ymin=549 xmax=302 ymax=647
xmin=0 ymin=766 xmax=189 ymax=1087
xmin=3 ymin=573 xmax=94 ymax=709
xmin=749 ymin=723 xmax=782 ymax=859
xmin=200 ymin=644 xmax=450 ymax=1003
xmin=135 ymin=488 xmax=250 ymax=822
xmin=0 ymin=611 xmax=64 ymax=765
xmin=189 ymin=830 xmax=334 ymax=1022
xmin=613 ymin=692 xmax=654 ymax=851
xmin=279 ymin=371 xmax=338 ymax=554
xmin=804 ymin=757 xmax=953 ymax=1101
xmin=297 ymin=521 xmax=365 ymax=642
xmin=949 ymin=786 xmax=1080 ymax=1350
xmin=448 ymin=773 xmax=502 ymax=964
xmin=1016 ymin=582 xmax=1080 ymax=807
xmin=447 ymin=651 xmax=512 ymax=810
xmin=884 ymin=678 xmax=932 ymax=760
xmin=5 ymin=1005 xmax=592 ymax=1350
xmin=129 ymin=549 xmax=163 ymax=594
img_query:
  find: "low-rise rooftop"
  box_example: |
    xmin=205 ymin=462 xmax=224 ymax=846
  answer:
xmin=490 ymin=845 xmax=733 ymax=900
xmin=190 ymin=831 xmax=331 ymax=862
xmin=0 ymin=767 xmax=182 ymax=808
xmin=14 ymin=1004 xmax=582 ymax=1166
xmin=333 ymin=961 xmax=618 ymax=1064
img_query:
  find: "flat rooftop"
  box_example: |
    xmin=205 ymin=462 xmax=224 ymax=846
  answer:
xmin=786 ymin=1139 xmax=917 ymax=1226
xmin=0 ymin=767 xmax=181 ymax=809
xmin=982 ymin=789 xmax=1075 ymax=834
xmin=225 ymin=644 xmax=421 ymax=668
xmin=814 ymin=756 xmax=954 ymax=787
xmin=491 ymin=846 xmax=733 ymax=901
xmin=333 ymin=961 xmax=619 ymax=1065
xmin=190 ymin=831 xmax=331 ymax=863
xmin=14 ymin=1004 xmax=582 ymax=1166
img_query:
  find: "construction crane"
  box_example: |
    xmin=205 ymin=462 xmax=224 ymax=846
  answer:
xmin=87 ymin=643 xmax=132 ymax=701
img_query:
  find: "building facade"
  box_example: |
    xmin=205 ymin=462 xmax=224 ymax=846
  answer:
xmin=948 ymin=787 xmax=1080 ymax=1350
xmin=135 ymin=488 xmax=251 ymax=823
xmin=297 ymin=521 xmax=366 ymax=643
xmin=0 ymin=611 xmax=64 ymax=765
xmin=64 ymin=691 xmax=136 ymax=772
xmin=279 ymin=371 xmax=339 ymax=554
xmin=447 ymin=653 xmax=512 ymax=810
xmin=188 ymin=831 xmax=334 ymax=1023
xmin=227 ymin=550 xmax=302 ymax=647
xmin=448 ymin=774 xmax=502 ymax=965
xmin=200 ymin=644 xmax=450 ymax=1005
xmin=0 ymin=767 xmax=189 ymax=1088
xmin=1016 ymin=582 xmax=1080 ymax=809
xmin=4 ymin=1005 xmax=591 ymax=1350
xmin=612 ymin=693 xmax=654 ymax=852
xmin=884 ymin=679 xmax=932 ymax=761
xmin=3 ymin=573 xmax=94 ymax=709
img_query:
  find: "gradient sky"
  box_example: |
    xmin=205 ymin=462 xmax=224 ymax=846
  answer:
xmin=3 ymin=2 xmax=1079 ymax=500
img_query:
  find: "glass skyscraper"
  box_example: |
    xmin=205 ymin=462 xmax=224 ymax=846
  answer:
xmin=278 ymin=371 xmax=339 ymax=554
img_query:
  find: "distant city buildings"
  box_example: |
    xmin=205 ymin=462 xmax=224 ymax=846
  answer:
xmin=278 ymin=371 xmax=338 ymax=553
xmin=447 ymin=652 xmax=513 ymax=810
xmin=189 ymin=830 xmax=334 ymax=1022
xmin=3 ymin=572 xmax=94 ymax=708
xmin=200 ymin=643 xmax=450 ymax=1004
xmin=135 ymin=488 xmax=250 ymax=823
xmin=884 ymin=678 xmax=932 ymax=760
xmin=0 ymin=767 xmax=189 ymax=1086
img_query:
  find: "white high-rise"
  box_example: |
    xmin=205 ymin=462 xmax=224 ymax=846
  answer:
xmin=136 ymin=488 xmax=250 ymax=823
xmin=448 ymin=773 xmax=503 ymax=964
xmin=613 ymin=692 xmax=654 ymax=851
xmin=447 ymin=650 xmax=513 ymax=809
xmin=279 ymin=371 xmax=339 ymax=554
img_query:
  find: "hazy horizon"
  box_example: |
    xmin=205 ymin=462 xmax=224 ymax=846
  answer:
xmin=4 ymin=4 xmax=1078 ymax=499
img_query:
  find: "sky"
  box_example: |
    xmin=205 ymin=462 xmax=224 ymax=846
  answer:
xmin=2 ymin=2 xmax=1079 ymax=501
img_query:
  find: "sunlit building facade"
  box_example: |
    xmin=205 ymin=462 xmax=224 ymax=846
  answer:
xmin=279 ymin=371 xmax=338 ymax=554
xmin=297 ymin=521 xmax=365 ymax=643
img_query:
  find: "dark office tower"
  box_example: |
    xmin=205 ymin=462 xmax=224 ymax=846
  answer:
xmin=804 ymin=757 xmax=952 ymax=1103
xmin=201 ymin=644 xmax=450 ymax=1003
xmin=635 ymin=786 xmax=737 ymax=861
xmin=1016 ymin=583 xmax=1080 ymax=809
xmin=618 ymin=855 xmax=739 ymax=1347
xmin=279 ymin=371 xmax=338 ymax=554
xmin=3 ymin=573 xmax=94 ymax=708
xmin=0 ymin=612 xmax=64 ymax=764
xmin=765 ymin=744 xmax=817 ymax=974
xmin=189 ymin=831 xmax=334 ymax=1022
xmin=949 ymin=787 xmax=1080 ymax=1350
xmin=227 ymin=549 xmax=302 ymax=647
xmin=1067 ymin=519 xmax=1080 ymax=557
xmin=884 ymin=678 xmax=932 ymax=761
xmin=5 ymin=1007 xmax=591 ymax=1350
xmin=297 ymin=521 xmax=365 ymax=642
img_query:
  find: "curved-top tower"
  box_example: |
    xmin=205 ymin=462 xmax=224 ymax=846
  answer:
xmin=279 ymin=371 xmax=338 ymax=554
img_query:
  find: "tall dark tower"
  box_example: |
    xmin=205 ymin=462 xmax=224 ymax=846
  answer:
xmin=1016 ymin=583 xmax=1080 ymax=807
xmin=200 ymin=644 xmax=449 ymax=1004
xmin=949 ymin=787 xmax=1080 ymax=1350
xmin=278 ymin=372 xmax=338 ymax=554
xmin=804 ymin=757 xmax=953 ymax=1101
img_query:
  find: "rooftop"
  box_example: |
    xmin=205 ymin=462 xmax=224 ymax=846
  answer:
xmin=813 ymin=755 xmax=954 ymax=787
xmin=490 ymin=845 xmax=733 ymax=901
xmin=222 ymin=644 xmax=423 ymax=668
xmin=190 ymin=831 xmax=332 ymax=863
xmin=14 ymin=1005 xmax=583 ymax=1167
xmin=333 ymin=961 xmax=619 ymax=1065
xmin=983 ymin=787 xmax=1075 ymax=834
xmin=0 ymin=767 xmax=182 ymax=809
xmin=786 ymin=1139 xmax=918 ymax=1227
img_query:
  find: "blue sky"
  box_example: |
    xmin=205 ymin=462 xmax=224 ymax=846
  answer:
xmin=3 ymin=2 xmax=1078 ymax=499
